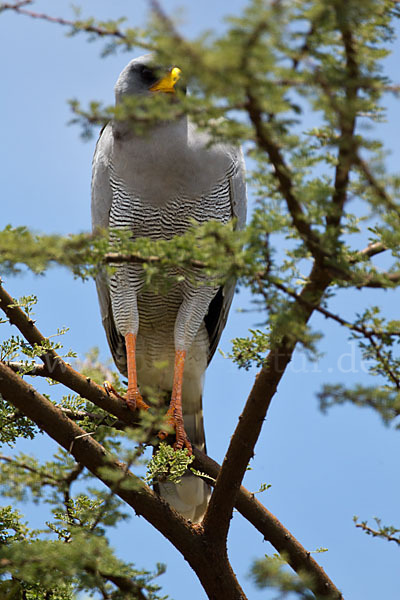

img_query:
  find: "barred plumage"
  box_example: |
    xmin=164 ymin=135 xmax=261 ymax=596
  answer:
xmin=92 ymin=54 xmax=246 ymax=522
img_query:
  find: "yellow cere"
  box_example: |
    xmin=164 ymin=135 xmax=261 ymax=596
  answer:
xmin=150 ymin=66 xmax=182 ymax=93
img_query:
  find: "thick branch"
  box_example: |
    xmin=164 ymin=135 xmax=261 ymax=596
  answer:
xmin=0 ymin=359 xmax=340 ymax=596
xmin=0 ymin=362 xmax=247 ymax=599
xmin=0 ymin=280 xmax=341 ymax=597
xmin=203 ymin=264 xmax=332 ymax=545
xmin=193 ymin=450 xmax=343 ymax=599
xmin=0 ymin=280 xmax=139 ymax=424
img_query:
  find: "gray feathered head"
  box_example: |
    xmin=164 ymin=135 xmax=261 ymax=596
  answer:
xmin=114 ymin=54 xmax=182 ymax=103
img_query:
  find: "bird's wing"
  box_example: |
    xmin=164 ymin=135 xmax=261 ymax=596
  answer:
xmin=204 ymin=148 xmax=247 ymax=364
xmin=92 ymin=124 xmax=127 ymax=375
xmin=91 ymin=123 xmax=113 ymax=230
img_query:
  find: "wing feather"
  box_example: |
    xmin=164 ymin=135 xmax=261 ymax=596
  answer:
xmin=204 ymin=148 xmax=247 ymax=364
xmin=92 ymin=124 xmax=127 ymax=375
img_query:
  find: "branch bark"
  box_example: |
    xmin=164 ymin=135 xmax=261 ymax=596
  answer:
xmin=0 ymin=361 xmax=247 ymax=600
xmin=0 ymin=280 xmax=138 ymax=424
xmin=202 ymin=264 xmax=332 ymax=545
xmin=327 ymin=13 xmax=358 ymax=229
xmin=193 ymin=450 xmax=343 ymax=600
xmin=245 ymin=91 xmax=326 ymax=264
xmin=0 ymin=283 xmax=342 ymax=598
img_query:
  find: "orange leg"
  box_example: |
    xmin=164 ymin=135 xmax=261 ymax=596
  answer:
xmin=158 ymin=349 xmax=192 ymax=454
xmin=124 ymin=333 xmax=149 ymax=412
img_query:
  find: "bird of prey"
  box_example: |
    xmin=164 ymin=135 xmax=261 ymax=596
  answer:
xmin=91 ymin=54 xmax=246 ymax=522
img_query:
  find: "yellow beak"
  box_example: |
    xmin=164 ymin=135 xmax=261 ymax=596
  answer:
xmin=150 ymin=67 xmax=182 ymax=93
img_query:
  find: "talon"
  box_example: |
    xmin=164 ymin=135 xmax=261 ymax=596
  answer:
xmin=173 ymin=435 xmax=192 ymax=455
xmin=126 ymin=388 xmax=149 ymax=412
xmin=103 ymin=380 xmax=124 ymax=400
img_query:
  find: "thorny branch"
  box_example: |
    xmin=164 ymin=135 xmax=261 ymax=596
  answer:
xmin=0 ymin=281 xmax=342 ymax=599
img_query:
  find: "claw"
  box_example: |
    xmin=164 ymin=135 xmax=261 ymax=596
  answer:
xmin=104 ymin=380 xmax=124 ymax=400
xmin=125 ymin=387 xmax=149 ymax=412
xmin=104 ymin=380 xmax=149 ymax=412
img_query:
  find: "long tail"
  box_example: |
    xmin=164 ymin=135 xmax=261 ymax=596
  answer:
xmin=156 ymin=399 xmax=211 ymax=523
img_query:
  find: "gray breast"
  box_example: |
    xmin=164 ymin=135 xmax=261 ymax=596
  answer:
xmin=108 ymin=161 xmax=235 ymax=239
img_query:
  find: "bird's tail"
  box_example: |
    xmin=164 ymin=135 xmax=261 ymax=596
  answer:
xmin=156 ymin=399 xmax=211 ymax=523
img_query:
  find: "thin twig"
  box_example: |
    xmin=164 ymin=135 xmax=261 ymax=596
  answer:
xmin=355 ymin=241 xmax=388 ymax=261
xmin=0 ymin=453 xmax=60 ymax=484
xmin=0 ymin=2 xmax=154 ymax=50
xmin=270 ymin=279 xmax=400 ymax=339
xmin=355 ymin=154 xmax=400 ymax=216
xmin=356 ymin=522 xmax=400 ymax=546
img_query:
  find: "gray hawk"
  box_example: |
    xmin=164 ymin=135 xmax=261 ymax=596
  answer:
xmin=91 ymin=54 xmax=247 ymax=522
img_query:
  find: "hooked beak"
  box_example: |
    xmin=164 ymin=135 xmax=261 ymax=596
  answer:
xmin=150 ymin=66 xmax=182 ymax=93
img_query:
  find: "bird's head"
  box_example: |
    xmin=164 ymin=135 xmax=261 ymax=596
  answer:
xmin=114 ymin=54 xmax=182 ymax=103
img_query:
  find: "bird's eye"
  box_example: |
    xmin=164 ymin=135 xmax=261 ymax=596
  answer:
xmin=139 ymin=65 xmax=158 ymax=84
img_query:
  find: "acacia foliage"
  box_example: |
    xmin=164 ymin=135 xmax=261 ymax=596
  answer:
xmin=1 ymin=0 xmax=400 ymax=598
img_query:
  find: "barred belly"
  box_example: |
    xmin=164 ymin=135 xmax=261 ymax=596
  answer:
xmin=107 ymin=164 xmax=233 ymax=406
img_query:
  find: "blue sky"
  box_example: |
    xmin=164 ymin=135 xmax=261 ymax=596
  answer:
xmin=1 ymin=1 xmax=400 ymax=599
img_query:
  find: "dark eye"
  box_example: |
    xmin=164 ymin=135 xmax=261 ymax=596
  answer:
xmin=139 ymin=65 xmax=158 ymax=85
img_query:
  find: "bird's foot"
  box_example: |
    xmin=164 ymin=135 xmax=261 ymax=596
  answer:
xmin=125 ymin=387 xmax=149 ymax=412
xmin=104 ymin=380 xmax=123 ymax=400
xmin=104 ymin=380 xmax=149 ymax=412
xmin=158 ymin=410 xmax=192 ymax=455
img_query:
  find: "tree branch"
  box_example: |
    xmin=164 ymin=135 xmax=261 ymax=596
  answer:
xmin=0 ymin=453 xmax=60 ymax=484
xmin=355 ymin=271 xmax=400 ymax=289
xmin=0 ymin=280 xmax=139 ymax=424
xmin=0 ymin=2 xmax=153 ymax=50
xmin=245 ymin=91 xmax=326 ymax=264
xmin=355 ymin=155 xmax=400 ymax=216
xmin=0 ymin=280 xmax=342 ymax=597
xmin=0 ymin=361 xmax=247 ymax=599
xmin=327 ymin=10 xmax=359 ymax=228
xmin=5 ymin=360 xmax=55 ymax=377
xmin=202 ymin=263 xmax=332 ymax=546
xmin=270 ymin=280 xmax=400 ymax=339
xmin=193 ymin=449 xmax=343 ymax=599
xmin=92 ymin=568 xmax=149 ymax=600
xmin=355 ymin=241 xmax=388 ymax=261
xmin=356 ymin=521 xmax=400 ymax=546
